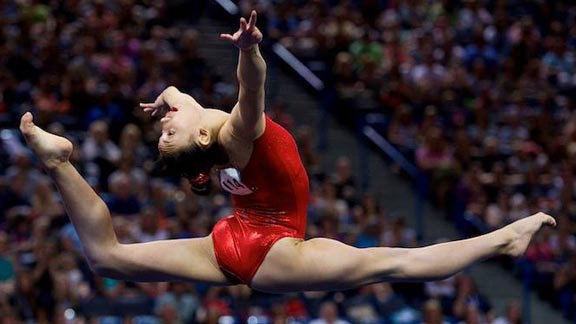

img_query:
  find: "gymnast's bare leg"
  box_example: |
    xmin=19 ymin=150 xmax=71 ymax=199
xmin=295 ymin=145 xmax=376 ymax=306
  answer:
xmin=252 ymin=213 xmax=555 ymax=292
xmin=19 ymin=113 xmax=230 ymax=284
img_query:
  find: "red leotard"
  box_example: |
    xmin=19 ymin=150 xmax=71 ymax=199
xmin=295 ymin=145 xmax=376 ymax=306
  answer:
xmin=211 ymin=116 xmax=309 ymax=284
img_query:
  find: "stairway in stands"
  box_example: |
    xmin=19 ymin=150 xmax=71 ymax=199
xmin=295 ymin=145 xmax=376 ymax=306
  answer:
xmin=194 ymin=15 xmax=567 ymax=324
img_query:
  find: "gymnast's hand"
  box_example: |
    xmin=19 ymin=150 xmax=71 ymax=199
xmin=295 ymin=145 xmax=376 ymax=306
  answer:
xmin=220 ymin=10 xmax=263 ymax=51
xmin=139 ymin=94 xmax=168 ymax=117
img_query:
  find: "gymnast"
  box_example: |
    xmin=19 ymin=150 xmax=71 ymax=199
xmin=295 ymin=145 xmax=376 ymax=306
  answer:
xmin=20 ymin=11 xmax=555 ymax=293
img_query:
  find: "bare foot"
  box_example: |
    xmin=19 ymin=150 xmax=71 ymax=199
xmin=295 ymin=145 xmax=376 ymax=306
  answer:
xmin=501 ymin=212 xmax=556 ymax=257
xmin=19 ymin=112 xmax=73 ymax=170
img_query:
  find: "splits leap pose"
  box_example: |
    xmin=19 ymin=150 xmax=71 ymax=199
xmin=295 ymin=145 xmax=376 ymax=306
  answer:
xmin=20 ymin=11 xmax=555 ymax=293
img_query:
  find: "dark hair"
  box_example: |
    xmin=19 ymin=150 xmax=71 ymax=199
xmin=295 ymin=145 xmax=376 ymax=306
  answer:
xmin=157 ymin=144 xmax=228 ymax=195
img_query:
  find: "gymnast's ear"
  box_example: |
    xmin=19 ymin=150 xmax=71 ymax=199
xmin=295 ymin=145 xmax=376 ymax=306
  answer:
xmin=198 ymin=128 xmax=211 ymax=148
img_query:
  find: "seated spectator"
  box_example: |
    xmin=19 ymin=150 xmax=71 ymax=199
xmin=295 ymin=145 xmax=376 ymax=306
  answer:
xmin=425 ymin=271 xmax=457 ymax=316
xmin=370 ymin=282 xmax=406 ymax=317
xmin=104 ymin=172 xmax=142 ymax=217
xmin=295 ymin=125 xmax=320 ymax=175
xmin=82 ymin=120 xmax=121 ymax=191
xmin=416 ymin=127 xmax=457 ymax=207
xmin=343 ymin=285 xmax=381 ymax=324
xmin=309 ymin=301 xmax=350 ymax=324
xmin=333 ymin=52 xmax=362 ymax=118
xmin=526 ymin=230 xmax=557 ymax=274
xmin=549 ymin=215 xmax=576 ymax=261
xmin=492 ymin=300 xmax=522 ymax=324
xmin=554 ymin=253 xmax=576 ymax=320
xmin=354 ymin=219 xmax=382 ymax=248
xmin=409 ymin=53 xmax=448 ymax=93
xmin=30 ymin=178 xmax=64 ymax=220
xmin=4 ymin=151 xmax=43 ymax=198
xmin=331 ymin=156 xmax=357 ymax=205
xmin=349 ymin=30 xmax=383 ymax=73
xmin=421 ymin=299 xmax=450 ymax=324
xmin=381 ymin=217 xmax=417 ymax=248
xmin=133 ymin=209 xmax=168 ymax=243
xmin=269 ymin=301 xmax=306 ymax=324
xmin=155 ymin=282 xmax=199 ymax=324
xmin=51 ymin=252 xmax=91 ymax=307
xmin=457 ymin=303 xmax=486 ymax=324
xmin=113 ymin=152 xmax=149 ymax=202
xmin=0 ymin=232 xmax=15 ymax=296
xmin=452 ymin=275 xmax=492 ymax=322
xmin=269 ymin=100 xmax=294 ymax=134
xmin=0 ymin=174 xmax=32 ymax=219
xmin=119 ymin=123 xmax=152 ymax=169
xmin=388 ymin=105 xmax=419 ymax=160
xmin=310 ymin=179 xmax=350 ymax=227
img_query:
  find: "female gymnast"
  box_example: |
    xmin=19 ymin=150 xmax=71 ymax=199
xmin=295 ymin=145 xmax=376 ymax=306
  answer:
xmin=20 ymin=11 xmax=555 ymax=293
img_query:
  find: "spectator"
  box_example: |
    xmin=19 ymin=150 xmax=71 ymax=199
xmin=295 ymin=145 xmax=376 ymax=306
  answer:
xmin=370 ymin=282 xmax=406 ymax=317
xmin=381 ymin=217 xmax=417 ymax=248
xmin=295 ymin=125 xmax=321 ymax=175
xmin=51 ymin=252 xmax=91 ymax=307
xmin=554 ymin=253 xmax=576 ymax=320
xmin=331 ymin=156 xmax=357 ymax=204
xmin=0 ymin=232 xmax=15 ymax=296
xmin=492 ymin=300 xmax=522 ymax=324
xmin=133 ymin=208 xmax=168 ymax=243
xmin=421 ymin=299 xmax=449 ymax=324
xmin=342 ymin=285 xmax=380 ymax=324
xmin=416 ymin=127 xmax=457 ymax=208
xmin=155 ymin=282 xmax=199 ymax=324
xmin=425 ymin=273 xmax=457 ymax=316
xmin=82 ymin=120 xmax=121 ymax=190
xmin=309 ymin=301 xmax=350 ymax=324
xmin=452 ymin=275 xmax=492 ymax=322
xmin=104 ymin=172 xmax=142 ymax=217
xmin=388 ymin=105 xmax=419 ymax=160
xmin=30 ymin=178 xmax=64 ymax=220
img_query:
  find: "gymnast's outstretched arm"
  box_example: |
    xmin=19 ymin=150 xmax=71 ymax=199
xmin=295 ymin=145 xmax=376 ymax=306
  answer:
xmin=19 ymin=113 xmax=231 ymax=285
xmin=220 ymin=10 xmax=267 ymax=140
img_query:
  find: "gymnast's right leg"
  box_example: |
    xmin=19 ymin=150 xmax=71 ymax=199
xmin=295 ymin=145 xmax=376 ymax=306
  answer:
xmin=251 ymin=212 xmax=555 ymax=293
xmin=20 ymin=113 xmax=231 ymax=284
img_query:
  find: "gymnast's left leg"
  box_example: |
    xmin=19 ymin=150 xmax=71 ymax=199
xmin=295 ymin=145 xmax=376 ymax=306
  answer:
xmin=19 ymin=113 xmax=231 ymax=284
xmin=251 ymin=212 xmax=555 ymax=293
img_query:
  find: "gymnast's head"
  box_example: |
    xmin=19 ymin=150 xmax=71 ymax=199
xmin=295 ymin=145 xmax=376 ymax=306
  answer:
xmin=156 ymin=100 xmax=227 ymax=195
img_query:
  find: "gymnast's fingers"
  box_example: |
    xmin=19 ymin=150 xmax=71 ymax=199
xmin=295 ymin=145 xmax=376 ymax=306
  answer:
xmin=220 ymin=34 xmax=234 ymax=42
xmin=248 ymin=10 xmax=257 ymax=30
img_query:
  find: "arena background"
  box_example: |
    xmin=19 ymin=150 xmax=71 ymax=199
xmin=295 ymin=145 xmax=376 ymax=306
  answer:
xmin=0 ymin=0 xmax=575 ymax=323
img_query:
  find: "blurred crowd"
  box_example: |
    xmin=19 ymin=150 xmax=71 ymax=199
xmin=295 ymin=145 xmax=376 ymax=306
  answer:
xmin=243 ymin=0 xmax=576 ymax=321
xmin=0 ymin=0 xmax=562 ymax=323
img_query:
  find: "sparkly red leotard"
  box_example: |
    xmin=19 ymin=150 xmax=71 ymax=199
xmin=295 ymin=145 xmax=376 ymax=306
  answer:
xmin=211 ymin=116 xmax=309 ymax=284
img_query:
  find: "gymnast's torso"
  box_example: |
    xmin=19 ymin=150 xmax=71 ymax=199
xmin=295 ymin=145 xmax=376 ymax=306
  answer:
xmin=211 ymin=115 xmax=309 ymax=284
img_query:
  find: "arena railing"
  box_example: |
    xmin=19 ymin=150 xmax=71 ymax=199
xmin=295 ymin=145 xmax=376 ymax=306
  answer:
xmin=360 ymin=117 xmax=426 ymax=241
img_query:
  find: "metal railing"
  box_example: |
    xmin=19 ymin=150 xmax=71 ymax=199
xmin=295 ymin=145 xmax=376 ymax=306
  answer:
xmin=360 ymin=122 xmax=426 ymax=242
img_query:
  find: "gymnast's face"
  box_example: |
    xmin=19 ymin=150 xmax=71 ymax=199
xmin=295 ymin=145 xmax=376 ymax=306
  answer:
xmin=158 ymin=106 xmax=206 ymax=154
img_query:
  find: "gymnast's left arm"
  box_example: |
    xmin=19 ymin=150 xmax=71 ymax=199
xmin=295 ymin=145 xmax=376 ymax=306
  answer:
xmin=220 ymin=10 xmax=266 ymax=140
